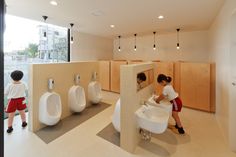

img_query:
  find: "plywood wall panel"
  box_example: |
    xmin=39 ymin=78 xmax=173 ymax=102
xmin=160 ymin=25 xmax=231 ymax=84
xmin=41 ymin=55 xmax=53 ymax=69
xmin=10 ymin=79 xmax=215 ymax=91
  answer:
xmin=99 ymin=61 xmax=110 ymax=91
xmin=210 ymin=63 xmax=216 ymax=112
xmin=180 ymin=63 xmax=211 ymax=111
xmin=110 ymin=60 xmax=127 ymax=93
xmin=153 ymin=61 xmax=174 ymax=95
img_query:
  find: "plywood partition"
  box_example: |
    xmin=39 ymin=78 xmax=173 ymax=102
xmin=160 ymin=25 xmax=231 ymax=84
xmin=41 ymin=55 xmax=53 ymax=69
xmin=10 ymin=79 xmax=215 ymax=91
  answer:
xmin=120 ymin=63 xmax=154 ymax=153
xmin=28 ymin=61 xmax=99 ymax=132
xmin=99 ymin=60 xmax=110 ymax=91
xmin=153 ymin=61 xmax=174 ymax=95
xmin=174 ymin=61 xmax=181 ymax=95
xmin=180 ymin=62 xmax=211 ymax=111
xmin=110 ymin=60 xmax=127 ymax=93
xmin=210 ymin=63 xmax=216 ymax=112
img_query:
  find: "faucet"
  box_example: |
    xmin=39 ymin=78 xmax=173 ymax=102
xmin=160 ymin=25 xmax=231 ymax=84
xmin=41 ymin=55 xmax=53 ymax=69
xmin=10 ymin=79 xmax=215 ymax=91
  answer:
xmin=140 ymin=100 xmax=148 ymax=106
xmin=143 ymin=101 xmax=149 ymax=107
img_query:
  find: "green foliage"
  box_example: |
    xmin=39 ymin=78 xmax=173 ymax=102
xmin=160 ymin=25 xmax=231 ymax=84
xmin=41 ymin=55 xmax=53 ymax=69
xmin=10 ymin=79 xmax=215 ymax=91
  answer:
xmin=16 ymin=43 xmax=39 ymax=58
xmin=17 ymin=50 xmax=27 ymax=55
xmin=25 ymin=43 xmax=38 ymax=58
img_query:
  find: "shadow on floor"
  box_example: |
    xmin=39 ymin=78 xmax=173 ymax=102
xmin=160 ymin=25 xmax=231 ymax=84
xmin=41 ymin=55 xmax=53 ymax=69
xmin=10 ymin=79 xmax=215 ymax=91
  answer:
xmin=97 ymin=123 xmax=120 ymax=147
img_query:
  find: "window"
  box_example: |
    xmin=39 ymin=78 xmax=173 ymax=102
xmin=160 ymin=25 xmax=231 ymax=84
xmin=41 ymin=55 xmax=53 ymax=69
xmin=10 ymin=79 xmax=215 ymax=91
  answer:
xmin=4 ymin=15 xmax=69 ymax=118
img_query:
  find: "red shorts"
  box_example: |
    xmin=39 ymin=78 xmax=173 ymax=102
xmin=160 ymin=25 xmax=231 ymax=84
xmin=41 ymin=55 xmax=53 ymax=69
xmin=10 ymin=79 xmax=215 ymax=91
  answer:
xmin=5 ymin=97 xmax=27 ymax=113
xmin=170 ymin=97 xmax=182 ymax=112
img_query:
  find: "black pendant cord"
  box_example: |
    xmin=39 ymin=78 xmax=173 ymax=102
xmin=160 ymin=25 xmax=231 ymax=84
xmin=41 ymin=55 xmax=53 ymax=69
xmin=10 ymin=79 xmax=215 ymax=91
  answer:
xmin=153 ymin=31 xmax=156 ymax=49
xmin=70 ymin=23 xmax=74 ymax=43
xmin=118 ymin=35 xmax=121 ymax=51
xmin=177 ymin=28 xmax=180 ymax=49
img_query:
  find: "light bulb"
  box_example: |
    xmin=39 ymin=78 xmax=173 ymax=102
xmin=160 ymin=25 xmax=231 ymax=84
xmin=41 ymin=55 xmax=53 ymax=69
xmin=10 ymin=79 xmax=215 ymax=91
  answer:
xmin=153 ymin=44 xmax=156 ymax=50
xmin=118 ymin=46 xmax=121 ymax=52
xmin=50 ymin=1 xmax=58 ymax=6
xmin=177 ymin=43 xmax=180 ymax=50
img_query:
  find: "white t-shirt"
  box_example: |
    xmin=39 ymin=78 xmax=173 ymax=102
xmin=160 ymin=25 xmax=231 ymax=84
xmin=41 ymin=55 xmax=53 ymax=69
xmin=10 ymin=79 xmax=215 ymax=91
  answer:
xmin=4 ymin=82 xmax=27 ymax=99
xmin=162 ymin=84 xmax=178 ymax=101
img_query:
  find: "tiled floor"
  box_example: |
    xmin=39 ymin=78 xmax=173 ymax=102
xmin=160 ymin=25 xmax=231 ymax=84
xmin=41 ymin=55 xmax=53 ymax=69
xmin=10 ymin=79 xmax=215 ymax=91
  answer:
xmin=4 ymin=91 xmax=236 ymax=157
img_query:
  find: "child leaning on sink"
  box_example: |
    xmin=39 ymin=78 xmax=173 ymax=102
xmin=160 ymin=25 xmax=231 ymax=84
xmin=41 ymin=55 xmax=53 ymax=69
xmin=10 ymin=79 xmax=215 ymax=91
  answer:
xmin=154 ymin=74 xmax=185 ymax=134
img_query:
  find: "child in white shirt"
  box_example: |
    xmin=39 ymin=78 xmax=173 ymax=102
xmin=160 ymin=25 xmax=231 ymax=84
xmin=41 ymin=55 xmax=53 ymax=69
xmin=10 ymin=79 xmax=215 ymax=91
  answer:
xmin=155 ymin=74 xmax=185 ymax=134
xmin=4 ymin=70 xmax=27 ymax=133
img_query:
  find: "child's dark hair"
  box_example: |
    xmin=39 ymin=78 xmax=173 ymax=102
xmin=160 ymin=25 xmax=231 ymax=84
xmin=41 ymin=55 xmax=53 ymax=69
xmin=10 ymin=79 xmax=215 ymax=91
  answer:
xmin=11 ymin=70 xmax=23 ymax=81
xmin=157 ymin=74 xmax=172 ymax=83
xmin=137 ymin=72 xmax=146 ymax=81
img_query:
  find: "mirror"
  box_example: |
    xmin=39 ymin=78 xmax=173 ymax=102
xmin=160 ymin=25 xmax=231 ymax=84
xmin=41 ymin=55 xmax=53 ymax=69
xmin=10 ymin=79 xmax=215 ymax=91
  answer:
xmin=137 ymin=69 xmax=154 ymax=91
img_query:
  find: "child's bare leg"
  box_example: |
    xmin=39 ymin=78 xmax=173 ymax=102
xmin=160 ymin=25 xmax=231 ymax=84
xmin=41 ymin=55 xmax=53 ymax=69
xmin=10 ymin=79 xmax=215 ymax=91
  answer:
xmin=19 ymin=110 xmax=26 ymax=122
xmin=172 ymin=111 xmax=182 ymax=128
xmin=8 ymin=112 xmax=15 ymax=127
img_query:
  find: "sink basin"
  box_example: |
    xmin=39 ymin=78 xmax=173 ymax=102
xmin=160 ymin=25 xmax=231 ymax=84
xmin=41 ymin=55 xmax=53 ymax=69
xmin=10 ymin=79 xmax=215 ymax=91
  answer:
xmin=147 ymin=95 xmax=173 ymax=115
xmin=135 ymin=105 xmax=170 ymax=134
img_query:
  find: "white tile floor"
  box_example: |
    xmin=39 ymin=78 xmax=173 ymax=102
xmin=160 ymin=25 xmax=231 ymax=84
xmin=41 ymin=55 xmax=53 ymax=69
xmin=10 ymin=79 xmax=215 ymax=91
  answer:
xmin=4 ymin=91 xmax=236 ymax=157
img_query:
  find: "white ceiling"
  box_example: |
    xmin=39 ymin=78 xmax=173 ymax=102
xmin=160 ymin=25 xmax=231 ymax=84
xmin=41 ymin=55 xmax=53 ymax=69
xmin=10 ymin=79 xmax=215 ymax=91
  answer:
xmin=6 ymin=0 xmax=225 ymax=38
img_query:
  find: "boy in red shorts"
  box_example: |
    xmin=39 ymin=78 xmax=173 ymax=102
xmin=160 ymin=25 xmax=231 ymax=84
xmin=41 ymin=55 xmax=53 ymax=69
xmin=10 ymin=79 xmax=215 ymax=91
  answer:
xmin=4 ymin=70 xmax=27 ymax=133
xmin=154 ymin=74 xmax=185 ymax=134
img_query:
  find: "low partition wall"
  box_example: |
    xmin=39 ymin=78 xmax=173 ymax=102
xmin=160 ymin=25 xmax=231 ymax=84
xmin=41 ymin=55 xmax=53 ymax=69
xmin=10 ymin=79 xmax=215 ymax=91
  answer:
xmin=28 ymin=61 xmax=99 ymax=132
xmin=120 ymin=62 xmax=154 ymax=153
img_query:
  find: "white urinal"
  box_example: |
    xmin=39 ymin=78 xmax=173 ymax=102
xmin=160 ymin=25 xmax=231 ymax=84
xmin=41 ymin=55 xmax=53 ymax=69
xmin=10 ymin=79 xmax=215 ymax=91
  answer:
xmin=88 ymin=81 xmax=102 ymax=104
xmin=112 ymin=98 xmax=120 ymax=132
xmin=39 ymin=92 xmax=62 ymax=126
xmin=68 ymin=85 xmax=86 ymax=112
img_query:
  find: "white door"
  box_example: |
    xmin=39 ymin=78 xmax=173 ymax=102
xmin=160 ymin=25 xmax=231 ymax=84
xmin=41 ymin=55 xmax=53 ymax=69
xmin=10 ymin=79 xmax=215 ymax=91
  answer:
xmin=229 ymin=11 xmax=236 ymax=152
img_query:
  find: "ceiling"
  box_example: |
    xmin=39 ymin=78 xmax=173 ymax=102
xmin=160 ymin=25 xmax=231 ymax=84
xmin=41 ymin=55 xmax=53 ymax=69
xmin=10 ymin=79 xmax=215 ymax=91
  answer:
xmin=6 ymin=0 xmax=225 ymax=38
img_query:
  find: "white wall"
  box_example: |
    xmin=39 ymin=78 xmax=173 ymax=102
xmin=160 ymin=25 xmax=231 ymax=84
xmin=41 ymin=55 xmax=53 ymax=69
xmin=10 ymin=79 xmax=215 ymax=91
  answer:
xmin=113 ymin=31 xmax=210 ymax=62
xmin=209 ymin=0 xmax=236 ymax=146
xmin=71 ymin=32 xmax=113 ymax=61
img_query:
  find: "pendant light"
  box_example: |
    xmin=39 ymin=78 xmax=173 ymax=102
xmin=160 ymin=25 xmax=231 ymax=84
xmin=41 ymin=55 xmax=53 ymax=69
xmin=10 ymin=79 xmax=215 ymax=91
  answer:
xmin=70 ymin=23 xmax=74 ymax=44
xmin=153 ymin=31 xmax=156 ymax=51
xmin=42 ymin=15 xmax=48 ymax=41
xmin=176 ymin=28 xmax=180 ymax=50
xmin=118 ymin=35 xmax=121 ymax=52
xmin=134 ymin=34 xmax=137 ymax=51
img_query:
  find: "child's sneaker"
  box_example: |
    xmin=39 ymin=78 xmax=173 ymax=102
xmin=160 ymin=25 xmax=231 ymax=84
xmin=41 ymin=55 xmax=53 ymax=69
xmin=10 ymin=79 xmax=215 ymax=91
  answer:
xmin=178 ymin=127 xmax=185 ymax=134
xmin=7 ymin=127 xmax=13 ymax=133
xmin=22 ymin=121 xmax=27 ymax=128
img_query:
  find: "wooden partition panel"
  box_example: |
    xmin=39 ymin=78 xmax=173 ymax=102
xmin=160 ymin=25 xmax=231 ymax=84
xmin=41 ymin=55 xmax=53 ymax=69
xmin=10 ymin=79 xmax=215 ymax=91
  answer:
xmin=99 ymin=61 xmax=110 ymax=91
xmin=180 ymin=63 xmax=211 ymax=111
xmin=153 ymin=61 xmax=174 ymax=95
xmin=174 ymin=62 xmax=181 ymax=95
xmin=210 ymin=63 xmax=216 ymax=112
xmin=120 ymin=63 xmax=154 ymax=153
xmin=110 ymin=60 xmax=127 ymax=93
